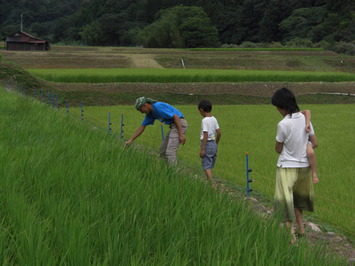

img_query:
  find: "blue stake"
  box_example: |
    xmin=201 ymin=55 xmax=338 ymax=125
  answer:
xmin=34 ymin=87 xmax=37 ymax=98
xmin=108 ymin=112 xmax=112 ymax=133
xmin=246 ymin=152 xmax=253 ymax=196
xmin=66 ymin=100 xmax=69 ymax=113
xmin=160 ymin=123 xmax=165 ymax=140
xmin=120 ymin=113 xmax=124 ymax=140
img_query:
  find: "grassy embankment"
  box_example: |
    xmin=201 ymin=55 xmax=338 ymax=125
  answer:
xmin=0 ymin=87 xmax=345 ymax=264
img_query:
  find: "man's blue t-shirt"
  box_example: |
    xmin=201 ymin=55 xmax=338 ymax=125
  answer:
xmin=142 ymin=102 xmax=184 ymax=126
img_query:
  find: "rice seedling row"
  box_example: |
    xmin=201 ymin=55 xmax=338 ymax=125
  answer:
xmin=28 ymin=68 xmax=355 ymax=83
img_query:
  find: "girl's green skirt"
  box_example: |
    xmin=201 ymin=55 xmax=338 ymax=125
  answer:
xmin=274 ymin=167 xmax=314 ymax=221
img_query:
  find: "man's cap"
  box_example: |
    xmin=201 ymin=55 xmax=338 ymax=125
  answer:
xmin=135 ymin=97 xmax=157 ymax=110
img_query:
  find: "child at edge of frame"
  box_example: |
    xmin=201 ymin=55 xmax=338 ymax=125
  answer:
xmin=198 ymin=99 xmax=221 ymax=189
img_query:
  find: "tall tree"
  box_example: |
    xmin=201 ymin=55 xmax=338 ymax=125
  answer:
xmin=237 ymin=0 xmax=267 ymax=43
xmin=279 ymin=7 xmax=327 ymax=42
xmin=140 ymin=5 xmax=219 ymax=48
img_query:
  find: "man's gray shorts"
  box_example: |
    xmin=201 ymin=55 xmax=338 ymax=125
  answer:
xmin=201 ymin=141 xmax=218 ymax=170
xmin=160 ymin=118 xmax=188 ymax=165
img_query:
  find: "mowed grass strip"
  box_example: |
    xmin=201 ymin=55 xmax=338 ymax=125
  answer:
xmin=1 ymin=87 xmax=346 ymax=264
xmin=28 ymin=68 xmax=355 ymax=83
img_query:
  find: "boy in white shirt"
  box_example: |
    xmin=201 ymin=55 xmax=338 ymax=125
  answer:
xmin=198 ymin=100 xmax=221 ymax=188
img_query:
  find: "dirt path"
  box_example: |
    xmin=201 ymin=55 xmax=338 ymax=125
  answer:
xmin=186 ymin=172 xmax=355 ymax=264
xmin=127 ymin=54 xmax=164 ymax=68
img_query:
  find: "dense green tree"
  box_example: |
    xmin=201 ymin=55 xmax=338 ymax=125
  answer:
xmin=140 ymin=5 xmax=219 ymax=48
xmin=238 ymin=0 xmax=266 ymax=43
xmin=279 ymin=7 xmax=327 ymax=42
xmin=80 ymin=21 xmax=103 ymax=46
xmin=0 ymin=0 xmax=353 ymax=47
xmin=30 ymin=22 xmax=50 ymax=37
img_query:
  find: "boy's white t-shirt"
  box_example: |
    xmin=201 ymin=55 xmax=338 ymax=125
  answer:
xmin=200 ymin=116 xmax=220 ymax=141
xmin=276 ymin=112 xmax=314 ymax=168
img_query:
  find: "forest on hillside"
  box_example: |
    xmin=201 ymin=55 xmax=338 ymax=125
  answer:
xmin=1 ymin=0 xmax=354 ymax=50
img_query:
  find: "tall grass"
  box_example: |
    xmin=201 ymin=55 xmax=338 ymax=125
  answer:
xmin=28 ymin=68 xmax=355 ymax=83
xmin=0 ymin=87 xmax=344 ymax=264
xmin=73 ymin=104 xmax=355 ymax=238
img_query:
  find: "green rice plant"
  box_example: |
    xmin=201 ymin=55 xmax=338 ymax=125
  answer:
xmin=0 ymin=87 xmax=345 ymax=264
xmin=28 ymin=68 xmax=355 ymax=83
xmin=74 ymin=104 xmax=355 ymax=238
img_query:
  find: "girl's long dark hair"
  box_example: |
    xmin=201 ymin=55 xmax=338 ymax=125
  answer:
xmin=271 ymin=88 xmax=300 ymax=116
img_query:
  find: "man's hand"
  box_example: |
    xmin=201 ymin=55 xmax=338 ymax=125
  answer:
xmin=179 ymin=135 xmax=186 ymax=144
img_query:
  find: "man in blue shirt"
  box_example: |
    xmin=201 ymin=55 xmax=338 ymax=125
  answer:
xmin=125 ymin=97 xmax=188 ymax=165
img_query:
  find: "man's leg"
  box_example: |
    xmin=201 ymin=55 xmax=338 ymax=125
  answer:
xmin=165 ymin=120 xmax=188 ymax=166
xmin=165 ymin=133 xmax=180 ymax=165
xmin=159 ymin=130 xmax=170 ymax=160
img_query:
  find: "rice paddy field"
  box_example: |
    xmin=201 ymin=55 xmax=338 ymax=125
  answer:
xmin=27 ymin=68 xmax=355 ymax=83
xmin=68 ymin=103 xmax=355 ymax=239
xmin=0 ymin=86 xmax=346 ymax=264
xmin=1 ymin=45 xmax=354 ymax=71
xmin=1 ymin=45 xmax=354 ymax=263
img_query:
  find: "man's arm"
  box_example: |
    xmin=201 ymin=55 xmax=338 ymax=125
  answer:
xmin=125 ymin=125 xmax=146 ymax=146
xmin=172 ymin=114 xmax=186 ymax=144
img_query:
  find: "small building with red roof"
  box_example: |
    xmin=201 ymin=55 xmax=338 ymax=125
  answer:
xmin=5 ymin=31 xmax=50 ymax=51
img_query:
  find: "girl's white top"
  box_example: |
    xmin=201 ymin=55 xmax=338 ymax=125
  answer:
xmin=276 ymin=112 xmax=314 ymax=168
xmin=200 ymin=116 xmax=220 ymax=141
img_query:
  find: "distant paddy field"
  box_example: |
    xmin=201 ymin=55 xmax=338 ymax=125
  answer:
xmin=28 ymin=68 xmax=355 ymax=83
xmin=1 ymin=45 xmax=354 ymax=72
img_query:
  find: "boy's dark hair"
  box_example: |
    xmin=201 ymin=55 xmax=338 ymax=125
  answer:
xmin=198 ymin=99 xmax=212 ymax=112
xmin=271 ymin=88 xmax=300 ymax=116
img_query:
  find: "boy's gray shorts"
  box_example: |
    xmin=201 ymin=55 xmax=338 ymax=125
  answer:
xmin=201 ymin=141 xmax=218 ymax=170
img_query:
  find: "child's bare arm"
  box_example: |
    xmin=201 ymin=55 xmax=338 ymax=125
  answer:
xmin=301 ymin=110 xmax=311 ymax=133
xmin=275 ymin=141 xmax=283 ymax=153
xmin=309 ymin=134 xmax=318 ymax=149
xmin=200 ymin=132 xmax=208 ymax=158
xmin=215 ymin=128 xmax=221 ymax=144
